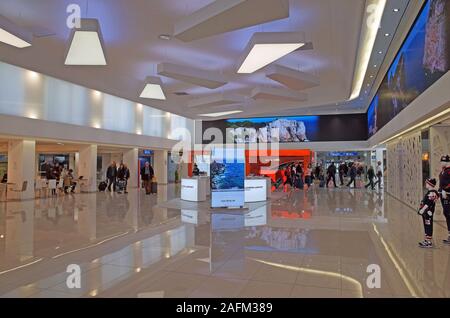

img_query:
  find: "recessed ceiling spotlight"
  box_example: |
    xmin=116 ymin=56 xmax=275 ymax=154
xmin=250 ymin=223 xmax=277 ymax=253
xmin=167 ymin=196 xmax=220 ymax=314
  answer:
xmin=158 ymin=34 xmax=171 ymax=40
xmin=393 ymin=8 xmax=399 ymax=12
xmin=373 ymin=64 xmax=377 ymax=68
xmin=370 ymin=75 xmax=374 ymax=78
xmin=384 ymin=33 xmax=390 ymax=37
xmin=378 ymin=50 xmax=383 ymax=54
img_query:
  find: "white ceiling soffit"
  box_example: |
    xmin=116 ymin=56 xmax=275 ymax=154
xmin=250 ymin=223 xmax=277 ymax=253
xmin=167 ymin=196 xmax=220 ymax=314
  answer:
xmin=65 ymin=19 xmax=107 ymax=65
xmin=174 ymin=0 xmax=290 ymax=42
xmin=157 ymin=62 xmax=228 ymax=89
xmin=188 ymin=93 xmax=245 ymax=108
xmin=251 ymin=86 xmax=308 ymax=102
xmin=237 ymin=32 xmax=306 ymax=74
xmin=0 ymin=14 xmax=33 ymax=48
xmin=349 ymin=0 xmax=386 ymax=100
xmin=265 ymin=64 xmax=320 ymax=90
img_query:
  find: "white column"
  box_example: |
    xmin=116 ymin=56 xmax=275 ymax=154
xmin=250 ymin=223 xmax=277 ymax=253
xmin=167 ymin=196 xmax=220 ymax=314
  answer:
xmin=78 ymin=144 xmax=98 ymax=192
xmin=123 ymin=148 xmax=139 ymax=188
xmin=7 ymin=140 xmax=36 ymax=200
xmin=154 ymin=150 xmax=168 ymax=185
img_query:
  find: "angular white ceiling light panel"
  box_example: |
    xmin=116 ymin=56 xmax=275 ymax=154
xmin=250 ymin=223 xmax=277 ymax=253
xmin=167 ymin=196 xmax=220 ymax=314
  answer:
xmin=65 ymin=19 xmax=107 ymax=65
xmin=265 ymin=64 xmax=320 ymax=90
xmin=0 ymin=15 xmax=32 ymax=48
xmin=157 ymin=63 xmax=227 ymax=89
xmin=188 ymin=93 xmax=244 ymax=108
xmin=251 ymin=86 xmax=307 ymax=102
xmin=139 ymin=76 xmax=166 ymax=100
xmin=237 ymin=32 xmax=305 ymax=74
xmin=199 ymin=110 xmax=243 ymax=117
xmin=174 ymin=0 xmax=289 ymax=42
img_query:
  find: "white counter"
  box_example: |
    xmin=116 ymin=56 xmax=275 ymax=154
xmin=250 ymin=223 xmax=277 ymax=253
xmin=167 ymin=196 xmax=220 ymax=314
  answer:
xmin=244 ymin=177 xmax=271 ymax=203
xmin=181 ymin=177 xmax=207 ymax=202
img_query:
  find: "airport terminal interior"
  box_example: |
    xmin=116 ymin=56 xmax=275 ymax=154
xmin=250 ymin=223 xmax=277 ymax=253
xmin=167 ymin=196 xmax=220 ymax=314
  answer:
xmin=0 ymin=0 xmax=450 ymax=299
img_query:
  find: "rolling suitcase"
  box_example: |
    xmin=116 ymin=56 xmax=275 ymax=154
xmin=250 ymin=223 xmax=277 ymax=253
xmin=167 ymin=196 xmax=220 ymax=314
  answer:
xmin=151 ymin=182 xmax=158 ymax=194
xmin=98 ymin=181 xmax=107 ymax=192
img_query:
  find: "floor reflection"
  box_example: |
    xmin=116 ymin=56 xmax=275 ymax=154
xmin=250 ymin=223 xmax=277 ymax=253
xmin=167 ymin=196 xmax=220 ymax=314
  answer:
xmin=0 ymin=185 xmax=449 ymax=298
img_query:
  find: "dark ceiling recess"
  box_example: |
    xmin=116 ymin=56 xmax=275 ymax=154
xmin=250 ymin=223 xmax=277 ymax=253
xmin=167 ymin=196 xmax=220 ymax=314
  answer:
xmin=173 ymin=92 xmax=190 ymax=96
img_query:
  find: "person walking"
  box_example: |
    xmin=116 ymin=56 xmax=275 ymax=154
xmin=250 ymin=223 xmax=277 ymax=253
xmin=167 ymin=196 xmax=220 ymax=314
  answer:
xmin=326 ymin=162 xmax=337 ymax=188
xmin=373 ymin=161 xmax=383 ymax=190
xmin=338 ymin=162 xmax=346 ymax=186
xmin=106 ymin=161 xmax=118 ymax=192
xmin=305 ymin=164 xmax=313 ymax=188
xmin=365 ymin=166 xmax=376 ymax=190
xmin=117 ymin=163 xmax=130 ymax=194
xmin=141 ymin=161 xmax=154 ymax=195
xmin=346 ymin=163 xmax=357 ymax=188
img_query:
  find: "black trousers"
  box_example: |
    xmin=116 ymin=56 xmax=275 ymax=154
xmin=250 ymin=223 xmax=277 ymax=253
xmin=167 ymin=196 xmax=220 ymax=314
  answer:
xmin=442 ymin=197 xmax=450 ymax=232
xmin=365 ymin=178 xmax=374 ymax=189
xmin=347 ymin=176 xmax=356 ymax=187
xmin=373 ymin=176 xmax=382 ymax=189
xmin=107 ymin=177 xmax=116 ymax=191
xmin=422 ymin=212 xmax=434 ymax=237
xmin=339 ymin=173 xmax=344 ymax=185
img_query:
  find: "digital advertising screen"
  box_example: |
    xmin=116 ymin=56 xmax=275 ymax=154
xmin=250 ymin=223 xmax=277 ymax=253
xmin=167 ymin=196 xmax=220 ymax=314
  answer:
xmin=210 ymin=146 xmax=245 ymax=208
xmin=368 ymin=0 xmax=450 ymax=137
xmin=226 ymin=116 xmax=319 ymax=143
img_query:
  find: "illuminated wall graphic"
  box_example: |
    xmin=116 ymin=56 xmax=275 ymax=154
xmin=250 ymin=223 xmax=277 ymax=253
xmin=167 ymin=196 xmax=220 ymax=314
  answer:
xmin=227 ymin=116 xmax=319 ymax=143
xmin=368 ymin=0 xmax=450 ymax=137
xmin=210 ymin=147 xmax=245 ymax=208
xmin=202 ymin=114 xmax=368 ymax=143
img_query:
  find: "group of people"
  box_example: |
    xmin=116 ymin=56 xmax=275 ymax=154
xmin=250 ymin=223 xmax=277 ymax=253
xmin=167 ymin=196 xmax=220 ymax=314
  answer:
xmin=322 ymin=161 xmax=383 ymax=190
xmin=282 ymin=162 xmax=314 ymax=190
xmin=106 ymin=161 xmax=131 ymax=194
xmin=417 ymin=155 xmax=450 ymax=248
xmin=92 ymin=159 xmax=158 ymax=195
xmin=43 ymin=161 xmax=77 ymax=195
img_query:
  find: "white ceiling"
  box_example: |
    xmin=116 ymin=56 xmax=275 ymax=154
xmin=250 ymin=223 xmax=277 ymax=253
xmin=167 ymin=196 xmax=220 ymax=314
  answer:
xmin=0 ymin=0 xmax=411 ymax=120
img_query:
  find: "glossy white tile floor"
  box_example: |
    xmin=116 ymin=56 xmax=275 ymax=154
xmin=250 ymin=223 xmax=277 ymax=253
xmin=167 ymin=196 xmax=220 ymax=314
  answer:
xmin=1 ymin=184 xmax=449 ymax=298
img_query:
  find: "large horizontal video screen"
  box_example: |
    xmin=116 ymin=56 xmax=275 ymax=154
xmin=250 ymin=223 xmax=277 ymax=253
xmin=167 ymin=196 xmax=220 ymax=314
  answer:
xmin=201 ymin=114 xmax=367 ymax=144
xmin=368 ymin=0 xmax=450 ymax=137
xmin=227 ymin=116 xmax=319 ymax=143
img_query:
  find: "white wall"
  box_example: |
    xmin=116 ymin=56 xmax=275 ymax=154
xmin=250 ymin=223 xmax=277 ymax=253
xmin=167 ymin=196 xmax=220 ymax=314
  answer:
xmin=386 ymin=132 xmax=423 ymax=209
xmin=0 ymin=62 xmax=194 ymax=141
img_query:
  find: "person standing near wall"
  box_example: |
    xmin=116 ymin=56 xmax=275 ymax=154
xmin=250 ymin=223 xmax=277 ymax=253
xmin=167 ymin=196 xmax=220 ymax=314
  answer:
xmin=141 ymin=161 xmax=154 ymax=195
xmin=418 ymin=178 xmax=439 ymax=248
xmin=439 ymin=155 xmax=450 ymax=245
xmin=373 ymin=161 xmax=383 ymax=190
